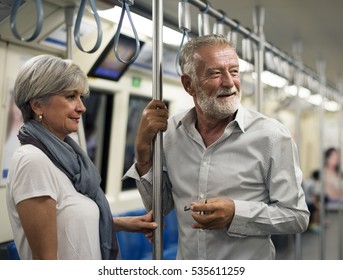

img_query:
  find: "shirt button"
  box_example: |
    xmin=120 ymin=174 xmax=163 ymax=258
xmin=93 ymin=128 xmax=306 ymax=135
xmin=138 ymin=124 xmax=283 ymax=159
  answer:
xmin=203 ymin=161 xmax=208 ymax=166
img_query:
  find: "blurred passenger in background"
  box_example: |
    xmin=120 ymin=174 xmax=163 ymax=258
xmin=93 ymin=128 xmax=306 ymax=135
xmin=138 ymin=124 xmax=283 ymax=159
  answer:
xmin=6 ymin=55 xmax=157 ymax=260
xmin=324 ymin=147 xmax=343 ymax=204
xmin=124 ymin=35 xmax=309 ymax=260
xmin=302 ymin=170 xmax=321 ymax=233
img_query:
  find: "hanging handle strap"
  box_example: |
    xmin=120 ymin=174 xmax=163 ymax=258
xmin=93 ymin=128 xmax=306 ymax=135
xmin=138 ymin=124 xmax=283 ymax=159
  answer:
xmin=198 ymin=1 xmax=211 ymax=36
xmin=175 ymin=29 xmax=189 ymax=76
xmin=175 ymin=1 xmax=191 ymax=76
xmin=213 ymin=9 xmax=227 ymax=35
xmin=227 ymin=19 xmax=240 ymax=47
xmin=74 ymin=0 xmax=102 ymax=54
xmin=242 ymin=28 xmax=253 ymax=62
xmin=113 ymin=0 xmax=141 ymax=64
xmin=10 ymin=0 xmax=44 ymax=42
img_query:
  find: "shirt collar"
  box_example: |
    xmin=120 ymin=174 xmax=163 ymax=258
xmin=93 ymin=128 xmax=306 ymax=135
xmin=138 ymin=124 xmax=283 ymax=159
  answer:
xmin=176 ymin=105 xmax=246 ymax=133
xmin=235 ymin=105 xmax=245 ymax=133
xmin=176 ymin=108 xmax=196 ymax=129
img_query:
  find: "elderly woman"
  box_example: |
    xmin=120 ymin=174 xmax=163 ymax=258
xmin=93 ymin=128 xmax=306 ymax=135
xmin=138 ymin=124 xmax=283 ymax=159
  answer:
xmin=6 ymin=54 xmax=157 ymax=260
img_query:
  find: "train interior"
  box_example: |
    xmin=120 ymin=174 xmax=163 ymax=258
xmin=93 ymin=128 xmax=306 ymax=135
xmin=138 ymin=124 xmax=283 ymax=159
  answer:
xmin=0 ymin=0 xmax=342 ymax=260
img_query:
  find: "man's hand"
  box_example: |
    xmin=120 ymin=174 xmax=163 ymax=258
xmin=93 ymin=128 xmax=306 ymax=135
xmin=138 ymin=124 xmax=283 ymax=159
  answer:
xmin=135 ymin=99 xmax=168 ymax=175
xmin=190 ymin=198 xmax=235 ymax=230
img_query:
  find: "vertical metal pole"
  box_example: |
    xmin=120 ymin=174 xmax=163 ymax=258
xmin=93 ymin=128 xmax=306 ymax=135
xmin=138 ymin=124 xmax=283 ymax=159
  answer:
xmin=152 ymin=0 xmax=164 ymax=260
xmin=338 ymin=77 xmax=343 ymax=260
xmin=293 ymin=41 xmax=303 ymax=260
xmin=253 ymin=6 xmax=264 ymax=113
xmin=338 ymin=106 xmax=343 ymax=260
xmin=65 ymin=6 xmax=87 ymax=152
xmin=317 ymin=59 xmax=326 ymax=260
xmin=318 ymin=102 xmax=326 ymax=260
xmin=65 ymin=6 xmax=74 ymax=60
xmin=293 ymin=85 xmax=302 ymax=259
xmin=294 ymin=103 xmax=303 ymax=260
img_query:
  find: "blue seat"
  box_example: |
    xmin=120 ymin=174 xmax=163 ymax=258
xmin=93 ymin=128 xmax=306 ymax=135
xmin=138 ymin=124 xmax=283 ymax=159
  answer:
xmin=114 ymin=208 xmax=178 ymax=260
xmin=116 ymin=230 xmax=152 ymax=260
xmin=114 ymin=209 xmax=152 ymax=260
xmin=163 ymin=245 xmax=177 ymax=260
xmin=7 ymin=241 xmax=20 ymax=260
xmin=141 ymin=245 xmax=177 ymax=260
xmin=142 ymin=209 xmax=178 ymax=260
xmin=163 ymin=209 xmax=178 ymax=249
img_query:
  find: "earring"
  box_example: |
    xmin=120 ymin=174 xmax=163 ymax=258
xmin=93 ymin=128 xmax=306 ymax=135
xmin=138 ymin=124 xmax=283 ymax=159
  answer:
xmin=38 ymin=114 xmax=43 ymax=122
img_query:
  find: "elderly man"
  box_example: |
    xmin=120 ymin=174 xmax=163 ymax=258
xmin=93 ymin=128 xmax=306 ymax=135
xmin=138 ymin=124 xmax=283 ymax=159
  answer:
xmin=124 ymin=35 xmax=309 ymax=260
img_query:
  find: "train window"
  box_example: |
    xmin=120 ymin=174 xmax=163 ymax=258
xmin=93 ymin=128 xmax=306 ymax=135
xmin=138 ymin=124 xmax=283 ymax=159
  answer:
xmin=83 ymin=89 xmax=114 ymax=192
xmin=1 ymin=90 xmax=23 ymax=186
xmin=122 ymin=95 xmax=149 ymax=191
xmin=122 ymin=95 xmax=169 ymax=191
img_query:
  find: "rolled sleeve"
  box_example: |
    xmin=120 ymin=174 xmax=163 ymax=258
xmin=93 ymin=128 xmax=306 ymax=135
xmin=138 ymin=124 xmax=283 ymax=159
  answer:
xmin=123 ymin=163 xmax=153 ymax=210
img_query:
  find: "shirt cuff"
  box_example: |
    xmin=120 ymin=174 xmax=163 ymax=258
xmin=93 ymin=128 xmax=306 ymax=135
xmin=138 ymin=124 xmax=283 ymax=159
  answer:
xmin=226 ymin=200 xmax=250 ymax=237
xmin=122 ymin=162 xmax=152 ymax=182
xmin=122 ymin=163 xmax=154 ymax=210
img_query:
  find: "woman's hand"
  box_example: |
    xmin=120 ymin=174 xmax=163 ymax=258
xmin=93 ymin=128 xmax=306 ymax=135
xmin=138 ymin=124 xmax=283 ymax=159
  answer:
xmin=114 ymin=210 xmax=157 ymax=238
xmin=114 ymin=211 xmax=158 ymax=242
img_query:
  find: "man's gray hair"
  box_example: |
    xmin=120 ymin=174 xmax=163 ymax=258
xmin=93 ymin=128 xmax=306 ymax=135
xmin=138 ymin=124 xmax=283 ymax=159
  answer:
xmin=14 ymin=54 xmax=89 ymax=122
xmin=179 ymin=35 xmax=236 ymax=77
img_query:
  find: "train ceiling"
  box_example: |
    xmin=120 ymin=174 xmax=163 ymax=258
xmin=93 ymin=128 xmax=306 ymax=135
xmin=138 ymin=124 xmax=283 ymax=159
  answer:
xmin=0 ymin=0 xmax=342 ymax=89
xmin=129 ymin=0 xmax=343 ymax=89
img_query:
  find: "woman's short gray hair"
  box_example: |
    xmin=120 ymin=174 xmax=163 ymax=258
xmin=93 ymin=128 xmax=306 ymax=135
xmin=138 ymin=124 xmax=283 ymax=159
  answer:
xmin=14 ymin=54 xmax=89 ymax=122
xmin=179 ymin=35 xmax=236 ymax=78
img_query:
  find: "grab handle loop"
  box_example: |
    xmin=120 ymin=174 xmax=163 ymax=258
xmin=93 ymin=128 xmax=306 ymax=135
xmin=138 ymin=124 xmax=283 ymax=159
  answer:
xmin=178 ymin=1 xmax=191 ymax=33
xmin=242 ymin=28 xmax=253 ymax=62
xmin=74 ymin=0 xmax=102 ymax=53
xmin=213 ymin=10 xmax=226 ymax=35
xmin=175 ymin=29 xmax=189 ymax=76
xmin=10 ymin=0 xmax=44 ymax=42
xmin=113 ymin=0 xmax=141 ymax=64
xmin=176 ymin=1 xmax=191 ymax=76
xmin=227 ymin=19 xmax=240 ymax=47
xmin=198 ymin=1 xmax=210 ymax=36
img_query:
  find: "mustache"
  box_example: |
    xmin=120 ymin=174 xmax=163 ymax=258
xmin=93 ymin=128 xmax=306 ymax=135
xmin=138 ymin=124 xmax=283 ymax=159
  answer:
xmin=216 ymin=85 xmax=238 ymax=97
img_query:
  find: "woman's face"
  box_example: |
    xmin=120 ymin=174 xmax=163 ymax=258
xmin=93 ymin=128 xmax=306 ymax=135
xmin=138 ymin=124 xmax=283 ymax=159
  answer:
xmin=327 ymin=150 xmax=339 ymax=170
xmin=38 ymin=89 xmax=86 ymax=140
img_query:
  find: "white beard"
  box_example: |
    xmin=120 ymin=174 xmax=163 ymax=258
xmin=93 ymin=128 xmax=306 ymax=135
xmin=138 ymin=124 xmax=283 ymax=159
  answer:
xmin=196 ymin=85 xmax=241 ymax=120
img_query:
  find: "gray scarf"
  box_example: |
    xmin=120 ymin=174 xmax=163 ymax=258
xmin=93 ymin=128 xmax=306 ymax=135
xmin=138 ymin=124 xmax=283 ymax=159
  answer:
xmin=18 ymin=120 xmax=118 ymax=260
